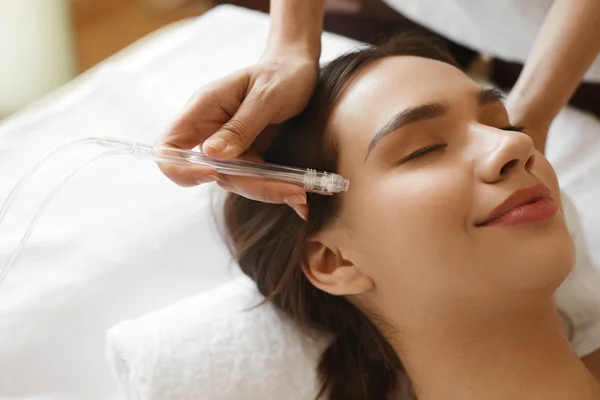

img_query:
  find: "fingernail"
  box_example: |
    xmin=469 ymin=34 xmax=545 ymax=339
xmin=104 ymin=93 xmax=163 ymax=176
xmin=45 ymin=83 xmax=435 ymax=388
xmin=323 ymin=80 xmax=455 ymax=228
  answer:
xmin=286 ymin=204 xmax=308 ymax=221
xmin=299 ymin=209 xmax=308 ymax=221
xmin=294 ymin=208 xmax=308 ymax=221
xmin=204 ymin=138 xmax=227 ymax=153
xmin=284 ymin=194 xmax=307 ymax=205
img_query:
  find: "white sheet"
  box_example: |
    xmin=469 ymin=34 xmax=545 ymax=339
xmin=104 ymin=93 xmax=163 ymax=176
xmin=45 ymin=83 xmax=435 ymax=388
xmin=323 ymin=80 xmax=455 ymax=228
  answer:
xmin=0 ymin=4 xmax=599 ymax=400
xmin=0 ymin=6 xmax=361 ymax=400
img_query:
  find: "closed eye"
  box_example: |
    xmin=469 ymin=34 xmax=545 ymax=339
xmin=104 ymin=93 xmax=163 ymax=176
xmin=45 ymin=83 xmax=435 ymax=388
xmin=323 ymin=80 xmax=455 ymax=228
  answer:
xmin=397 ymin=125 xmax=522 ymax=166
xmin=401 ymin=144 xmax=448 ymax=164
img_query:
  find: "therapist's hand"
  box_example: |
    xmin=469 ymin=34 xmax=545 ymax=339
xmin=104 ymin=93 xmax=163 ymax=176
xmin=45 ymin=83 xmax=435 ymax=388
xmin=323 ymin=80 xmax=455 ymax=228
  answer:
xmin=157 ymin=51 xmax=318 ymax=218
xmin=503 ymin=0 xmax=600 ymax=154
xmin=505 ymin=94 xmax=552 ymax=154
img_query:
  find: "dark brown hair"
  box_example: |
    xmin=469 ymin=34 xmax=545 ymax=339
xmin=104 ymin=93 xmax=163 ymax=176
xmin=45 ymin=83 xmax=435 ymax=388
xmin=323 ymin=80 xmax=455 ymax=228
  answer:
xmin=222 ymin=33 xmax=458 ymax=400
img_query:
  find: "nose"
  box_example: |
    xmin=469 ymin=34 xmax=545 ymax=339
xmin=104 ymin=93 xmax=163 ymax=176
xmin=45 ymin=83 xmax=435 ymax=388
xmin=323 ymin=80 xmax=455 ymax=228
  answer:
xmin=475 ymin=127 xmax=535 ymax=183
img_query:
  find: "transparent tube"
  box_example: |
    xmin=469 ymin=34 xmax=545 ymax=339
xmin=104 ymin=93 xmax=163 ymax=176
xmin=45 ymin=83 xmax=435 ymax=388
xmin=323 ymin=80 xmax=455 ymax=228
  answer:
xmin=0 ymin=149 xmax=128 ymax=289
xmin=96 ymin=137 xmax=350 ymax=193
xmin=0 ymin=136 xmax=349 ymax=290
xmin=0 ymin=138 xmax=105 ymax=231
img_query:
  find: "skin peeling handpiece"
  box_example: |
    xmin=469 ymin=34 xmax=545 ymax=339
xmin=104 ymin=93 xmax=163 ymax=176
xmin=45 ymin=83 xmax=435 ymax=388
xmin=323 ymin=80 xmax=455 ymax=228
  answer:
xmin=0 ymin=136 xmax=349 ymax=291
xmin=96 ymin=137 xmax=350 ymax=193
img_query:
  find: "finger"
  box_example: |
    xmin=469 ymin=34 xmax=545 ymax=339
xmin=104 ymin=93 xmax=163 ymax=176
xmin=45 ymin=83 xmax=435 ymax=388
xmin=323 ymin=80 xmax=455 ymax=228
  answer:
xmin=228 ymin=154 xmax=335 ymax=197
xmin=156 ymin=163 xmax=218 ymax=187
xmin=203 ymin=88 xmax=275 ymax=159
xmin=157 ymin=75 xmax=248 ymax=184
xmin=287 ymin=203 xmax=309 ymax=221
xmin=217 ymin=176 xmax=308 ymax=220
xmin=159 ymin=73 xmax=248 ymax=151
xmin=307 ymin=189 xmax=335 ymax=196
xmin=217 ymin=175 xmax=306 ymax=205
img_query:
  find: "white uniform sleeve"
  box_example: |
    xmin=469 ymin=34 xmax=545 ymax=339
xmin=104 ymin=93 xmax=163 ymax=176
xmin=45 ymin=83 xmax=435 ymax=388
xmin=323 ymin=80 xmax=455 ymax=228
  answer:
xmin=555 ymin=192 xmax=600 ymax=357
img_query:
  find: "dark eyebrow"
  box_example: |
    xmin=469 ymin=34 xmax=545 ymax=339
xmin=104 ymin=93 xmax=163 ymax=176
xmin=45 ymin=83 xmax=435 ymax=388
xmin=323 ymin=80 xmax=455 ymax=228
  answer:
xmin=364 ymin=88 xmax=505 ymax=162
xmin=478 ymin=87 xmax=505 ymax=106
xmin=365 ymin=102 xmax=448 ymax=161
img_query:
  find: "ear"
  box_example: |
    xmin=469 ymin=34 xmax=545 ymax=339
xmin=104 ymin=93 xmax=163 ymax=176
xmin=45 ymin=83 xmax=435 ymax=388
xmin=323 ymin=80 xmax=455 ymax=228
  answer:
xmin=302 ymin=236 xmax=374 ymax=296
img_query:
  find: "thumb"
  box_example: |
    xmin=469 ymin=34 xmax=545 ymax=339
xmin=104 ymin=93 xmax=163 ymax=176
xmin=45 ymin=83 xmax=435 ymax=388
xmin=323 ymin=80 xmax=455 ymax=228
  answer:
xmin=202 ymin=91 xmax=274 ymax=159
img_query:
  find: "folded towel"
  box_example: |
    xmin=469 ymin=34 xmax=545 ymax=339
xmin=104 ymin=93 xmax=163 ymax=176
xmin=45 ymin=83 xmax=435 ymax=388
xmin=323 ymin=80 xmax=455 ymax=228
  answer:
xmin=107 ymin=277 xmax=329 ymax=400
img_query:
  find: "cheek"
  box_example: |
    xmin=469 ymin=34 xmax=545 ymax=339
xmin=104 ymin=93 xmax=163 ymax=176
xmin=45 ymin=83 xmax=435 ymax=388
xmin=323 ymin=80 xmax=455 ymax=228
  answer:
xmin=345 ymin=165 xmax=473 ymax=281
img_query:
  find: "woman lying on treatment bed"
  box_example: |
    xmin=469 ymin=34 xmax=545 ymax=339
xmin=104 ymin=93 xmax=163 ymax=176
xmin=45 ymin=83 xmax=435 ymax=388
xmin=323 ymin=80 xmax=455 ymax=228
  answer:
xmin=220 ymin=35 xmax=600 ymax=399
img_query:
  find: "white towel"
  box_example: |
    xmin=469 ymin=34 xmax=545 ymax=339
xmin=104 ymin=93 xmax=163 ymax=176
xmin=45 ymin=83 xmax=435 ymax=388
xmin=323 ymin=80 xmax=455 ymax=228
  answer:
xmin=107 ymin=277 xmax=329 ymax=400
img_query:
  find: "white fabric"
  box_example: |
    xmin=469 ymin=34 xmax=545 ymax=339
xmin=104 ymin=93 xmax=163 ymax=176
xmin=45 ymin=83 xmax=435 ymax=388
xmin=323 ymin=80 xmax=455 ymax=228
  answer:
xmin=383 ymin=0 xmax=600 ymax=83
xmin=0 ymin=5 xmax=361 ymax=400
xmin=107 ymin=277 xmax=329 ymax=400
xmin=558 ymin=194 xmax=600 ymax=357
xmin=0 ymin=4 xmax=599 ymax=400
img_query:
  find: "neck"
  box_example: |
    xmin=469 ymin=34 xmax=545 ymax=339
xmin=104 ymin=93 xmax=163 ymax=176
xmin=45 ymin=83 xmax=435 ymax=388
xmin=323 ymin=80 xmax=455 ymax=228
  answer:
xmin=393 ymin=299 xmax=600 ymax=400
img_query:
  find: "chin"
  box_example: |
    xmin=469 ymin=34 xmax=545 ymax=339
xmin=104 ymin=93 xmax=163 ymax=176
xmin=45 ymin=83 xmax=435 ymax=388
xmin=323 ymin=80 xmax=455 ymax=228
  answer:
xmin=513 ymin=223 xmax=576 ymax=296
xmin=485 ymin=215 xmax=575 ymax=297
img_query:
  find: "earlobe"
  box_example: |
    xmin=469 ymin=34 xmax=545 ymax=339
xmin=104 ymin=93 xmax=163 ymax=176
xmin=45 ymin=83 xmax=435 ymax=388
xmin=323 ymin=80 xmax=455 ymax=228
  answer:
xmin=302 ymin=239 xmax=374 ymax=296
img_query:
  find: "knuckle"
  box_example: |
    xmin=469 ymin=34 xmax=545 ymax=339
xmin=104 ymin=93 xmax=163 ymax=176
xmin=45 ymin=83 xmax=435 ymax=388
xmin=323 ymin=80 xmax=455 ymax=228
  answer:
xmin=255 ymin=63 xmax=277 ymax=80
xmin=194 ymin=72 xmax=247 ymax=106
xmin=221 ymin=119 xmax=250 ymax=143
xmin=190 ymin=82 xmax=216 ymax=103
xmin=250 ymin=77 xmax=278 ymax=102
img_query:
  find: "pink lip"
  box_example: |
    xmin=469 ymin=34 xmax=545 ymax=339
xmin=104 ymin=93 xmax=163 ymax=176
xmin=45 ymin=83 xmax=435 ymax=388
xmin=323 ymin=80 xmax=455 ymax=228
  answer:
xmin=476 ymin=184 xmax=558 ymax=227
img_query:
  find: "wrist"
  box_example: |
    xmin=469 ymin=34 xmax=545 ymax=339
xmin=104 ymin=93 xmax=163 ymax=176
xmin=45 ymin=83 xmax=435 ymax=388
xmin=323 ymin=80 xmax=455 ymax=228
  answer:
xmin=506 ymin=91 xmax=553 ymax=132
xmin=505 ymin=93 xmax=551 ymax=153
xmin=261 ymin=40 xmax=320 ymax=65
xmin=266 ymin=0 xmax=324 ymax=61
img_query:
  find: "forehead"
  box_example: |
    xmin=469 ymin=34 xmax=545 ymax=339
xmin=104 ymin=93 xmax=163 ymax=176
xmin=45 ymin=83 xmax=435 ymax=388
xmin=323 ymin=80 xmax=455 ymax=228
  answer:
xmin=330 ymin=56 xmax=474 ymax=134
xmin=328 ymin=56 xmax=476 ymax=167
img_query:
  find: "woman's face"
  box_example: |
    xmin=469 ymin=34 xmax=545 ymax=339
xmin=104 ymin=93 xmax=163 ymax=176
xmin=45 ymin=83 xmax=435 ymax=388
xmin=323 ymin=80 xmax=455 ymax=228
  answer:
xmin=322 ymin=56 xmax=575 ymax=324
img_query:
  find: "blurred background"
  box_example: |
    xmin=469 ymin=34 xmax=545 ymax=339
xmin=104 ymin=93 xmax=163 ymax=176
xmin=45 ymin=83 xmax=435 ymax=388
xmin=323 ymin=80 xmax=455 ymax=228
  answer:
xmin=0 ymin=0 xmax=442 ymax=120
xmin=0 ymin=0 xmax=217 ymax=120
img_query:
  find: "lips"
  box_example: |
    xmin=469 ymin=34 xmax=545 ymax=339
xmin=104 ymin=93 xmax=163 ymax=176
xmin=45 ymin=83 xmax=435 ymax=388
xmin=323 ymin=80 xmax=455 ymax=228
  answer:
xmin=476 ymin=184 xmax=558 ymax=227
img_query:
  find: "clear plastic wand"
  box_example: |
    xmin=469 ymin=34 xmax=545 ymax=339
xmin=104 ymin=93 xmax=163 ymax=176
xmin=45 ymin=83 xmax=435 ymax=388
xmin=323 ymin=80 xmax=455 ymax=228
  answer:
xmin=96 ymin=137 xmax=349 ymax=193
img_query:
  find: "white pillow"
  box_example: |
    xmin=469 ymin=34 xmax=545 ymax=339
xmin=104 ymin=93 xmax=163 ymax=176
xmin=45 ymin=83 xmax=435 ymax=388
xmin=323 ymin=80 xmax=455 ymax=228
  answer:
xmin=107 ymin=277 xmax=329 ymax=400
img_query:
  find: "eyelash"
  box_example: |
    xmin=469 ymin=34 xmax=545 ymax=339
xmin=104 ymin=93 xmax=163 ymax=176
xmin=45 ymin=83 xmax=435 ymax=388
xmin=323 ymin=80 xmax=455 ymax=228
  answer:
xmin=401 ymin=125 xmax=526 ymax=164
xmin=403 ymin=144 xmax=447 ymax=163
